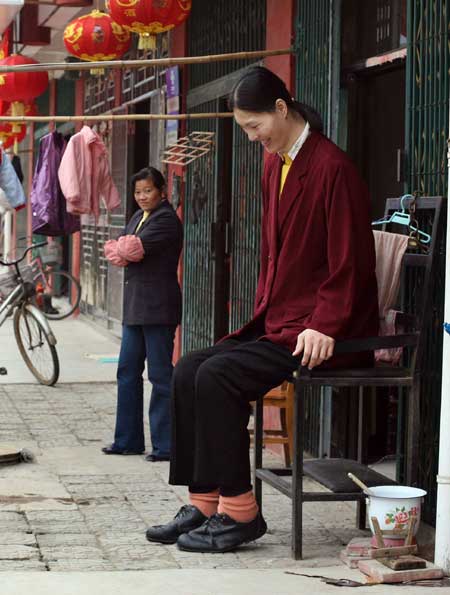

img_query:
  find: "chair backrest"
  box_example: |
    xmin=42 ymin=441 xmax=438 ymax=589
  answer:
xmin=381 ymin=196 xmax=444 ymax=374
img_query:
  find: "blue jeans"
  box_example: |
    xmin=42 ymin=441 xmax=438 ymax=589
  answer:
xmin=113 ymin=324 xmax=176 ymax=456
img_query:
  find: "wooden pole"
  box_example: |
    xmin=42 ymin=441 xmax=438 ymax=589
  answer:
xmin=0 ymin=48 xmax=293 ymax=74
xmin=0 ymin=112 xmax=233 ymax=123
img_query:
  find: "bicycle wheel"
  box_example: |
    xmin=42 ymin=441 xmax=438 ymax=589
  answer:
xmin=34 ymin=270 xmax=81 ymax=320
xmin=13 ymin=306 xmax=59 ymax=386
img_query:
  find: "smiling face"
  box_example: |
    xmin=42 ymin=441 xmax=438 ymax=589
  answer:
xmin=233 ymin=101 xmax=293 ymax=154
xmin=134 ymin=177 xmax=164 ymax=212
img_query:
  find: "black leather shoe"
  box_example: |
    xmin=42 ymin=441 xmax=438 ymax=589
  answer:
xmin=145 ymin=454 xmax=170 ymax=462
xmin=145 ymin=505 xmax=207 ymax=545
xmin=101 ymin=444 xmax=144 ymax=455
xmin=177 ymin=512 xmax=267 ymax=553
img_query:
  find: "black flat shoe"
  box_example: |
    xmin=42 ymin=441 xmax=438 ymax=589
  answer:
xmin=101 ymin=444 xmax=144 ymax=455
xmin=177 ymin=511 xmax=267 ymax=553
xmin=145 ymin=505 xmax=207 ymax=545
xmin=144 ymin=454 xmax=170 ymax=462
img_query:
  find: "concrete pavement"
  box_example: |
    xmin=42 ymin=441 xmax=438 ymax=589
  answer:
xmin=0 ymin=317 xmax=120 ymax=384
xmin=1 ymin=569 xmax=449 ymax=595
xmin=0 ymin=380 xmax=372 ymax=572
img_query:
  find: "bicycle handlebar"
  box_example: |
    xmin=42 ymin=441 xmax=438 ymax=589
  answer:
xmin=0 ymin=241 xmax=48 ymax=267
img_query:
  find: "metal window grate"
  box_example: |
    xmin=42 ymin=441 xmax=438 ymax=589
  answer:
xmin=296 ymin=0 xmax=332 ymax=134
xmin=182 ymin=102 xmax=218 ymax=353
xmin=229 ymin=123 xmax=262 ymax=332
xmin=376 ymin=1 xmax=392 ymax=45
xmin=188 ymin=0 xmax=266 ymax=88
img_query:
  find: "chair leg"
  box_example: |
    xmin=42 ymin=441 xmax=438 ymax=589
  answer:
xmin=356 ymin=386 xmax=366 ymax=529
xmin=280 ymin=407 xmax=291 ymax=467
xmin=291 ymin=379 xmax=305 ymax=560
xmin=253 ymin=397 xmax=264 ymax=510
xmin=286 ymin=382 xmax=295 ymax=466
xmin=406 ymin=383 xmax=420 ymax=486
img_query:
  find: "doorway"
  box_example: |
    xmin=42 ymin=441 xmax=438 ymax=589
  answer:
xmin=346 ymin=66 xmax=406 ymax=219
xmin=332 ymin=0 xmax=408 ymax=465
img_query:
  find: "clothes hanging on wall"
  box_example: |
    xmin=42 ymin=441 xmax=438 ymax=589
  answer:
xmin=11 ymin=155 xmax=24 ymax=184
xmin=4 ymin=148 xmax=24 ymax=183
xmin=0 ymin=149 xmax=26 ymax=211
xmin=31 ymin=131 xmax=81 ymax=236
xmin=58 ymin=125 xmax=120 ymax=219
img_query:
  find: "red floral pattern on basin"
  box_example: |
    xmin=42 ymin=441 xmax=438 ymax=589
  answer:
xmin=385 ymin=506 xmax=419 ymax=529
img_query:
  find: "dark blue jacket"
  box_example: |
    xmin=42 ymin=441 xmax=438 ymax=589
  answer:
xmin=122 ymin=200 xmax=183 ymax=326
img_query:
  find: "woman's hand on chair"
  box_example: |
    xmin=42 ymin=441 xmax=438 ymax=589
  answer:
xmin=292 ymin=329 xmax=335 ymax=369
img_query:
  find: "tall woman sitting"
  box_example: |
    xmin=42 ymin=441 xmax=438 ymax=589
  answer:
xmin=146 ymin=66 xmax=378 ymax=553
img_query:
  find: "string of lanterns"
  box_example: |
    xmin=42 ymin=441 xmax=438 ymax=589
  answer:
xmin=64 ymin=1 xmax=192 ymax=68
xmin=0 ymin=54 xmax=47 ymax=152
xmin=0 ymin=1 xmax=193 ymax=151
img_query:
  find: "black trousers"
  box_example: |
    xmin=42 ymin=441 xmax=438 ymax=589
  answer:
xmin=168 ymin=336 xmax=299 ymax=493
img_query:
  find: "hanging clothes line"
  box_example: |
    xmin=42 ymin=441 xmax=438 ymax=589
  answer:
xmin=0 ymin=113 xmax=233 ymax=123
xmin=0 ymin=48 xmax=292 ymax=74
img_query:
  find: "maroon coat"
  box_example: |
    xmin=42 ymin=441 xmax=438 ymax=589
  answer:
xmin=227 ymin=131 xmax=379 ymax=367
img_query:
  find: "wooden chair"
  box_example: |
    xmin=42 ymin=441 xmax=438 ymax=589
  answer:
xmin=253 ymin=196 xmax=444 ymax=559
xmin=255 ymin=382 xmax=294 ymax=467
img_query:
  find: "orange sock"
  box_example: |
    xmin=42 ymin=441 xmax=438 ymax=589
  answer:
xmin=189 ymin=489 xmax=220 ymax=517
xmin=218 ymin=491 xmax=259 ymax=523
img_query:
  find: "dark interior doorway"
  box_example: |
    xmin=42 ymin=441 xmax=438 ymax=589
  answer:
xmin=346 ymin=66 xmax=406 ymax=219
xmin=127 ymin=99 xmax=151 ymax=220
xmin=344 ymin=64 xmax=406 ymax=464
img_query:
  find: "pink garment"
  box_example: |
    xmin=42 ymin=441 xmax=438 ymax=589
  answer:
xmin=104 ymin=239 xmax=127 ymax=267
xmin=373 ymin=230 xmax=409 ymax=364
xmin=117 ymin=235 xmax=144 ymax=262
xmin=58 ymin=126 xmax=120 ymax=219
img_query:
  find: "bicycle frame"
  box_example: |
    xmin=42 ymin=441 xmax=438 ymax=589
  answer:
xmin=0 ymin=283 xmax=24 ymax=326
xmin=17 ymin=303 xmax=57 ymax=346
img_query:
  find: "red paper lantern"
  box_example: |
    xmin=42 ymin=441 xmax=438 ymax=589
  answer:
xmin=107 ymin=0 xmax=191 ymax=50
xmin=0 ymin=55 xmax=48 ymax=118
xmin=63 ymin=10 xmax=131 ymax=73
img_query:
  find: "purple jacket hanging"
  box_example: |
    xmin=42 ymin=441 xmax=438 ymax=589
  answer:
xmin=31 ymin=131 xmax=80 ymax=236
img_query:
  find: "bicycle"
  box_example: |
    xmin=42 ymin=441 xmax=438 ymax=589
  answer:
xmin=0 ymin=242 xmax=60 ymax=386
xmin=23 ymin=241 xmax=82 ymax=321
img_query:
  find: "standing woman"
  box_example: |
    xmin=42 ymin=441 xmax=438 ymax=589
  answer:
xmin=146 ymin=67 xmax=378 ymax=552
xmin=102 ymin=166 xmax=183 ymax=462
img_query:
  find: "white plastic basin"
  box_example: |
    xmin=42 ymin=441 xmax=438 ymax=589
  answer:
xmin=366 ymin=485 xmax=427 ymax=537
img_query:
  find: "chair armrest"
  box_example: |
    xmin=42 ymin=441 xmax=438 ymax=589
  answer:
xmin=333 ymin=333 xmax=419 ymax=355
xmin=292 ymin=334 xmax=419 ymax=380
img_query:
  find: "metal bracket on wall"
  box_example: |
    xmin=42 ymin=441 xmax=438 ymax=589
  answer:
xmin=161 ymin=131 xmax=215 ymax=166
